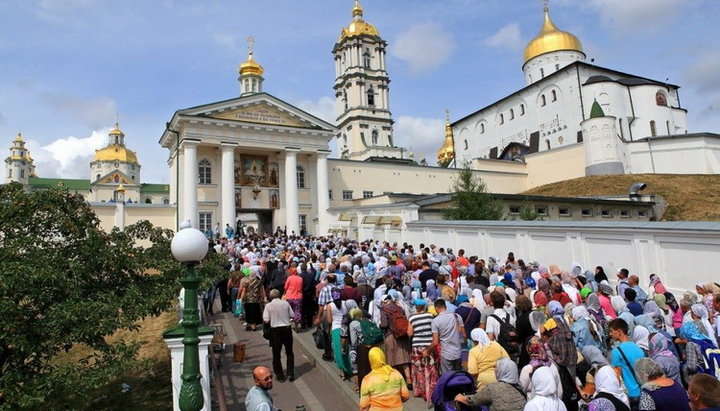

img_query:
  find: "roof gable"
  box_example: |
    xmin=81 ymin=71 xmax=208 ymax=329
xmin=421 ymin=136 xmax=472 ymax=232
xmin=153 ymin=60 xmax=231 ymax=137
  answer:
xmin=92 ymin=170 xmax=136 ymax=186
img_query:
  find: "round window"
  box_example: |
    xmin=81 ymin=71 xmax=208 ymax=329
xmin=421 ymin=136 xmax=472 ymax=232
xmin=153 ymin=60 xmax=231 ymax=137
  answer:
xmin=114 ymin=162 xmax=119 ymax=168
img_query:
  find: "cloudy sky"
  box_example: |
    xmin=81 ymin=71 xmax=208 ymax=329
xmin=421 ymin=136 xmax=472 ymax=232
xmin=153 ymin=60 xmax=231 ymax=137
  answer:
xmin=1 ymin=0 xmax=718 ymax=183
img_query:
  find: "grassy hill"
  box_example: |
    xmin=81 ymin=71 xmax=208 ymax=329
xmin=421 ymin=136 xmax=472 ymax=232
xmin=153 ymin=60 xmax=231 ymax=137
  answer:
xmin=522 ymin=174 xmax=720 ymax=221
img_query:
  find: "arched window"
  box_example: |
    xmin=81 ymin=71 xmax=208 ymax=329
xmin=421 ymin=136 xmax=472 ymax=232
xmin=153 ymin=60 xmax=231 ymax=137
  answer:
xmin=363 ymin=52 xmax=371 ymax=68
xmin=96 ymin=174 xmax=100 ymax=181
xmin=367 ymin=88 xmax=375 ymax=106
xmin=650 ymin=121 xmax=657 ymax=137
xmin=480 ymin=123 xmax=485 ymax=134
xmin=655 ymin=91 xmax=668 ymax=106
xmin=551 ymin=90 xmax=557 ymax=102
xmin=541 ymin=95 xmax=546 ymax=106
xmin=499 ymin=114 xmax=504 ymax=125
xmin=540 ymin=68 xmax=545 ymax=78
xmin=520 ymin=104 xmax=525 ymax=115
xmin=666 ymin=120 xmax=671 ymax=135
xmin=162 ymin=198 xmax=170 ymax=205
xmin=145 ymin=198 xmax=152 ymax=204
xmin=510 ymin=109 xmax=515 ymax=120
xmin=343 ymin=91 xmax=349 ymax=111
xmin=342 ymin=133 xmax=348 ymax=149
xmin=555 ymin=63 xmax=560 ymax=71
xmin=463 ymin=140 xmax=468 ymax=150
xmin=296 ymin=166 xmax=305 ymax=188
xmin=545 ymin=139 xmax=551 ymax=150
xmin=371 ymin=130 xmax=379 ymax=145
xmin=198 ymin=159 xmax=212 ymax=184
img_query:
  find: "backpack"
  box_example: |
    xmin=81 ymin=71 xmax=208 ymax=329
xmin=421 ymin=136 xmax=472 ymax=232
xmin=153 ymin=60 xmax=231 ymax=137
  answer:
xmin=383 ymin=303 xmax=409 ymax=338
xmin=557 ymin=364 xmax=580 ymax=403
xmin=547 ymin=316 xmax=578 ymax=367
xmin=360 ymin=319 xmax=384 ymax=345
xmin=490 ymin=313 xmax=520 ymax=360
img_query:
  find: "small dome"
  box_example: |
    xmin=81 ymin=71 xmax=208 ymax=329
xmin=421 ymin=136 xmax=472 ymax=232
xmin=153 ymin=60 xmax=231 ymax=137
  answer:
xmin=339 ymin=0 xmax=379 ymax=41
xmin=109 ymin=122 xmax=124 ymax=136
xmin=524 ymin=6 xmax=583 ymax=63
xmin=437 ymin=115 xmax=455 ymax=167
xmin=238 ymin=53 xmax=264 ymax=76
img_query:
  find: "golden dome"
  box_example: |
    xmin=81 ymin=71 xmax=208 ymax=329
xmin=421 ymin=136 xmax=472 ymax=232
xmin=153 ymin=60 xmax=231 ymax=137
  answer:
xmin=93 ymin=145 xmax=139 ymax=164
xmin=339 ymin=0 xmax=379 ymax=41
xmin=437 ymin=112 xmax=455 ymax=167
xmin=14 ymin=132 xmax=23 ymax=142
xmin=109 ymin=122 xmax=124 ymax=136
xmin=116 ymin=184 xmax=126 ymax=192
xmin=239 ymin=51 xmax=264 ymax=76
xmin=523 ymin=6 xmax=583 ymax=63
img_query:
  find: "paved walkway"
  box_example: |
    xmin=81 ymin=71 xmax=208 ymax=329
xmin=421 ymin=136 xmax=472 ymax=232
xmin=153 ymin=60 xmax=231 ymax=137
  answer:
xmin=212 ymin=311 xmax=429 ymax=410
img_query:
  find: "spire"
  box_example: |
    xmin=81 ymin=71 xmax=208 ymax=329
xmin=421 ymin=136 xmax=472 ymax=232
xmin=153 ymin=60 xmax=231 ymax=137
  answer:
xmin=437 ymin=109 xmax=455 ymax=168
xmin=590 ymin=99 xmax=605 ymax=118
xmin=14 ymin=132 xmax=23 ymax=142
xmin=352 ymin=0 xmax=363 ymax=18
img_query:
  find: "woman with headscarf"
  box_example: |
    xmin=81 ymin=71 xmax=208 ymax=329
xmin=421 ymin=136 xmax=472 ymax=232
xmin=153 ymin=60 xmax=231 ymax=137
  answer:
xmin=407 ymin=298 xmax=437 ymax=404
xmin=467 ymin=328 xmax=509 ymax=391
xmin=586 ymin=293 xmax=608 ymax=331
xmin=651 ymin=294 xmax=675 ymax=337
xmin=690 ymin=303 xmax=718 ymax=348
xmin=551 ymin=281 xmax=573 ymax=307
xmin=594 ymin=266 xmax=609 ymax=284
xmin=524 ymin=366 xmax=567 ymax=411
xmin=454 ymin=357 xmax=527 ymax=411
xmin=663 ymin=292 xmax=684 ymax=334
xmin=648 ymin=333 xmax=681 ymax=386
xmin=598 ymin=285 xmax=618 ymax=319
xmin=696 ymin=282 xmax=720 ymax=319
xmin=587 ymin=365 xmax=630 ymax=411
xmin=348 ymin=307 xmax=364 ymax=388
xmin=379 ymin=290 xmax=412 ymax=387
xmin=648 ymin=274 xmax=667 ymax=297
xmin=239 ymin=267 xmax=266 ymax=331
xmin=519 ymin=336 xmax=563 ymax=401
xmin=534 ymin=278 xmax=551 ymax=307
xmin=633 ymin=325 xmax=651 ymax=353
xmin=359 ymin=347 xmax=410 ymax=411
xmin=679 ymin=320 xmax=717 ymax=382
xmin=611 ymin=296 xmax=636 ymax=335
xmin=635 ymin=358 xmax=691 ymax=411
xmin=643 ymin=301 xmax=663 ymax=318
xmin=579 ymin=345 xmax=609 ymax=401
xmin=571 ymin=305 xmax=604 ymax=351
xmin=426 ymin=279 xmax=440 ymax=301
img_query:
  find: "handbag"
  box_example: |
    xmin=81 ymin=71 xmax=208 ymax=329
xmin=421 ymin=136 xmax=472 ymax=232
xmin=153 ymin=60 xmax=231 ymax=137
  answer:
xmin=233 ymin=298 xmax=244 ymax=316
xmin=313 ymin=325 xmax=326 ymax=349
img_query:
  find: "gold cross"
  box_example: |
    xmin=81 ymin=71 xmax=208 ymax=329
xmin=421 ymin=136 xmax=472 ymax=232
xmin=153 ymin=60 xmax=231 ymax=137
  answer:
xmin=247 ymin=36 xmax=255 ymax=56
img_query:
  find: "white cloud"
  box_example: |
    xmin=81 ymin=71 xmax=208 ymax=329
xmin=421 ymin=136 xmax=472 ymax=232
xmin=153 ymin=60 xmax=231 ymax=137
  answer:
xmin=296 ymin=96 xmax=337 ymax=124
xmin=483 ymin=23 xmax=523 ymax=51
xmin=41 ymin=93 xmax=117 ymax=130
xmin=27 ymin=129 xmax=108 ymax=179
xmin=393 ymin=23 xmax=455 ymax=74
xmin=585 ymin=0 xmax=684 ymax=34
xmin=394 ymin=116 xmax=445 ymax=165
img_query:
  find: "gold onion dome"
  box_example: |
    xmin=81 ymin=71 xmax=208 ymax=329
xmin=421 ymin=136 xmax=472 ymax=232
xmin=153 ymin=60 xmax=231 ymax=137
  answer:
xmin=93 ymin=145 xmax=139 ymax=164
xmin=437 ymin=112 xmax=455 ymax=167
xmin=523 ymin=5 xmax=583 ymax=63
xmin=339 ymin=0 xmax=379 ymax=41
xmin=239 ymin=51 xmax=264 ymax=76
xmin=108 ymin=122 xmax=124 ymax=136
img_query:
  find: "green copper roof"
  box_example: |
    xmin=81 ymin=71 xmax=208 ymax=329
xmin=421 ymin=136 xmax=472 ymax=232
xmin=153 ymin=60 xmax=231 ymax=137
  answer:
xmin=141 ymin=183 xmax=171 ymax=193
xmin=29 ymin=177 xmax=90 ymax=191
xmin=590 ymin=99 xmax=605 ymax=118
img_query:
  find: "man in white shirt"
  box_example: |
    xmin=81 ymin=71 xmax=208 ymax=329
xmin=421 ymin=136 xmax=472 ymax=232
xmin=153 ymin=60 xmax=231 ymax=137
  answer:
xmin=485 ymin=291 xmax=515 ymax=341
xmin=263 ymin=289 xmax=295 ymax=382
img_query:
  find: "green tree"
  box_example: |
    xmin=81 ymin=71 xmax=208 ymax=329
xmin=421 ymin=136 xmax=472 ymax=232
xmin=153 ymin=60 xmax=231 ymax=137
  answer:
xmin=519 ymin=197 xmax=540 ymax=221
xmin=0 ymin=182 xmax=222 ymax=409
xmin=443 ymin=162 xmax=503 ymax=220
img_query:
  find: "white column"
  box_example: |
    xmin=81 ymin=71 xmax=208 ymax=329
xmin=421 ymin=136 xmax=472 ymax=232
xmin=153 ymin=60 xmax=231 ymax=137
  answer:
xmin=220 ymin=143 xmax=236 ymax=236
xmin=284 ymin=148 xmax=299 ymax=235
xmin=182 ymin=140 xmax=199 ymax=229
xmin=316 ymin=150 xmax=331 ymax=236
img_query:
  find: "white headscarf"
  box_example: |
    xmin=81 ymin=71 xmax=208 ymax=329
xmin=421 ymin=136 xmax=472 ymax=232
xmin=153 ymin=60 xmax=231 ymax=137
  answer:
xmin=471 ymin=289 xmax=486 ymax=311
xmin=471 ymin=328 xmax=491 ymax=348
xmin=633 ymin=325 xmax=650 ymax=351
xmin=594 ymin=365 xmax=630 ymax=407
xmin=691 ymin=303 xmax=718 ymax=347
xmin=524 ymin=366 xmax=567 ymax=411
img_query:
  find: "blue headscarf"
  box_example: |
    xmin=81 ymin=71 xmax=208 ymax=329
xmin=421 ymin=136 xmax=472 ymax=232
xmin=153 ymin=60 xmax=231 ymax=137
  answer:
xmin=547 ymin=300 xmax=564 ymax=318
xmin=426 ymin=280 xmax=439 ymax=300
xmin=681 ymin=320 xmax=713 ymax=343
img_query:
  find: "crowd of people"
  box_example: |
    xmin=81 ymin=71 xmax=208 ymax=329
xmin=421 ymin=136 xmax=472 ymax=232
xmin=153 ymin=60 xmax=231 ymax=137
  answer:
xmin=214 ymin=233 xmax=720 ymax=411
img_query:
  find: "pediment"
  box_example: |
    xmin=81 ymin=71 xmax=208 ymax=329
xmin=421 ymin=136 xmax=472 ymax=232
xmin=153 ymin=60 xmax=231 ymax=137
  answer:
xmin=93 ymin=170 xmax=135 ymax=186
xmin=178 ymin=93 xmax=335 ymax=131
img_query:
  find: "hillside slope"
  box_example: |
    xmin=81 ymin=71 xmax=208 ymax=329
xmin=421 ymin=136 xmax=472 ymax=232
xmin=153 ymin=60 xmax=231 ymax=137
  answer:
xmin=522 ymin=174 xmax=720 ymax=221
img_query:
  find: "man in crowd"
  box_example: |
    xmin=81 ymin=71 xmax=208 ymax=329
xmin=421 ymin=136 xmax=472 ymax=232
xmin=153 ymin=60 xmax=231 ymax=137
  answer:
xmin=424 ymin=299 xmax=465 ymax=375
xmin=263 ymin=289 xmax=295 ymax=382
xmin=245 ymin=366 xmax=278 ymax=411
xmin=688 ymin=373 xmax=720 ymax=411
xmin=609 ymin=318 xmax=645 ymax=407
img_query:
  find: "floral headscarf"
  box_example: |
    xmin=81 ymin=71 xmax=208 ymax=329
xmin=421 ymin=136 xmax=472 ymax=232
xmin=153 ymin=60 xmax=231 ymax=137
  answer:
xmin=527 ymin=336 xmax=551 ymax=367
xmin=649 ymin=333 xmax=674 ymax=358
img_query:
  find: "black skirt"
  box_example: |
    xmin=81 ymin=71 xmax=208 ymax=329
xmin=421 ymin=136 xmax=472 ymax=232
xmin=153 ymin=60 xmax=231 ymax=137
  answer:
xmin=244 ymin=302 xmax=262 ymax=325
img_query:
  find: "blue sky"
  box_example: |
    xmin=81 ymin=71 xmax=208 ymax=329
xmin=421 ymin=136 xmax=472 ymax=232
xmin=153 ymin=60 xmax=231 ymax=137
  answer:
xmin=1 ymin=0 xmax=718 ymax=183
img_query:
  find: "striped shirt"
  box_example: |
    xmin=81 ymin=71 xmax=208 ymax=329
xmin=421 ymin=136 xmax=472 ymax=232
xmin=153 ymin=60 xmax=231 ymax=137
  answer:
xmin=318 ymin=285 xmax=333 ymax=307
xmin=409 ymin=312 xmax=434 ymax=348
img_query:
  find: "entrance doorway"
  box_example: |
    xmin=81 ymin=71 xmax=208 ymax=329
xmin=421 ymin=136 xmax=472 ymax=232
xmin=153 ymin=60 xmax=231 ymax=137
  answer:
xmin=237 ymin=209 xmax=273 ymax=236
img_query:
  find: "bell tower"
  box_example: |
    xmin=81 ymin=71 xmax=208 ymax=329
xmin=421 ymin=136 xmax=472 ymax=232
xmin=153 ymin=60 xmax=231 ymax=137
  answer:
xmin=333 ymin=0 xmax=403 ymax=161
xmin=5 ymin=133 xmax=36 ymax=185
